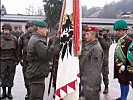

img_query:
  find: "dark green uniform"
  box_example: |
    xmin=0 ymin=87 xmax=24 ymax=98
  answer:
xmin=18 ymin=32 xmax=32 ymax=97
xmin=98 ymin=28 xmax=112 ymax=93
xmin=11 ymin=31 xmax=24 ymax=39
xmin=0 ymin=23 xmax=18 ymax=99
xmin=48 ymin=35 xmax=60 ymax=90
xmin=52 ymin=53 xmax=59 ymax=89
xmin=0 ymin=34 xmax=18 ymax=87
xmin=98 ymin=34 xmax=110 ymax=86
xmin=80 ymin=40 xmax=103 ymax=100
xmin=48 ymin=36 xmax=60 ymax=87
xmin=26 ymin=31 xmax=60 ymax=100
xmin=0 ymin=34 xmax=18 ymax=99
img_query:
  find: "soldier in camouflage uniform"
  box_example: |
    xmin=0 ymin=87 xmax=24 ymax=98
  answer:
xmin=26 ymin=20 xmax=60 ymax=100
xmin=80 ymin=26 xmax=103 ymax=100
xmin=98 ymin=28 xmax=111 ymax=94
xmin=18 ymin=21 xmax=34 ymax=99
xmin=0 ymin=23 xmax=18 ymax=99
xmin=11 ymin=30 xmax=24 ymax=39
xmin=47 ymin=23 xmax=61 ymax=98
xmin=127 ymin=26 xmax=133 ymax=39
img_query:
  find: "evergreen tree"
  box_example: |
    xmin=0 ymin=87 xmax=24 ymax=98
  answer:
xmin=43 ymin=0 xmax=63 ymax=29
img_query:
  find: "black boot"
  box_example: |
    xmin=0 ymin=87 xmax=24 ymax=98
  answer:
xmin=8 ymin=87 xmax=13 ymax=99
xmin=25 ymin=87 xmax=30 ymax=100
xmin=79 ymin=85 xmax=84 ymax=97
xmin=103 ymin=85 xmax=109 ymax=94
xmin=25 ymin=93 xmax=29 ymax=100
xmin=99 ymin=85 xmax=101 ymax=91
xmin=0 ymin=87 xmax=7 ymax=99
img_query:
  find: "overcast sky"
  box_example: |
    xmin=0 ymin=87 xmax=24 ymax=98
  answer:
xmin=1 ymin=0 xmax=121 ymax=14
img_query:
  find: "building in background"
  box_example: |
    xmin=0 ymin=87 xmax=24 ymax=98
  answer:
xmin=1 ymin=5 xmax=133 ymax=33
xmin=121 ymin=12 xmax=133 ymax=19
xmin=1 ymin=14 xmax=45 ymax=32
xmin=0 ymin=5 xmax=45 ymax=33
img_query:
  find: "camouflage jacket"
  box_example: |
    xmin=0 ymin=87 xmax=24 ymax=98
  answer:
xmin=0 ymin=34 xmax=18 ymax=60
xmin=98 ymin=36 xmax=111 ymax=65
xmin=80 ymin=40 xmax=103 ymax=87
xmin=18 ymin=32 xmax=32 ymax=61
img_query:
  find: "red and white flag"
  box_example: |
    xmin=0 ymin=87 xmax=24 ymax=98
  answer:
xmin=56 ymin=0 xmax=82 ymax=100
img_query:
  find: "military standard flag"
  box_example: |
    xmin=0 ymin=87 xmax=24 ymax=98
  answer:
xmin=55 ymin=0 xmax=82 ymax=100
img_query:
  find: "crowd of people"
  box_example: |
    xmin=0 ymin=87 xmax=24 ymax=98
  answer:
xmin=0 ymin=19 xmax=133 ymax=100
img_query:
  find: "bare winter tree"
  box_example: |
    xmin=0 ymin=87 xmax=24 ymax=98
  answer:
xmin=35 ymin=7 xmax=44 ymax=15
xmin=25 ymin=5 xmax=44 ymax=15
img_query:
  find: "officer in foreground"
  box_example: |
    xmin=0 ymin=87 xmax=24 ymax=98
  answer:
xmin=0 ymin=23 xmax=18 ymax=99
xmin=26 ymin=20 xmax=60 ymax=100
xmin=18 ymin=21 xmax=34 ymax=99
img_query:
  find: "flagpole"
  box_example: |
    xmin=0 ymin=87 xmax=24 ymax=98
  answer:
xmin=57 ymin=0 xmax=66 ymax=36
xmin=73 ymin=0 xmax=81 ymax=56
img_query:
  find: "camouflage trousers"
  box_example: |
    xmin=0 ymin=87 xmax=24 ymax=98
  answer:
xmin=0 ymin=59 xmax=16 ymax=87
xmin=52 ymin=67 xmax=58 ymax=89
xmin=29 ymin=79 xmax=45 ymax=100
xmin=102 ymin=64 xmax=109 ymax=85
xmin=83 ymin=84 xmax=100 ymax=100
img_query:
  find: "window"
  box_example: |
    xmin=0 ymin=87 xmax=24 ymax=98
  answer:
xmin=14 ymin=26 xmax=21 ymax=31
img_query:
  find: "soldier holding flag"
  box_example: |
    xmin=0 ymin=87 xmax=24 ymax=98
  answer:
xmin=26 ymin=20 xmax=60 ymax=100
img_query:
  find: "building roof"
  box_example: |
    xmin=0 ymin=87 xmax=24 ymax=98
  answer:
xmin=1 ymin=14 xmax=45 ymax=22
xmin=1 ymin=14 xmax=133 ymax=26
xmin=121 ymin=12 xmax=133 ymax=15
xmin=89 ymin=10 xmax=102 ymax=18
xmin=82 ymin=17 xmax=133 ymax=25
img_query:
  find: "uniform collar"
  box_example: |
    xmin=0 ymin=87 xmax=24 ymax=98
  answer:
xmin=32 ymin=32 xmax=47 ymax=41
xmin=85 ymin=39 xmax=99 ymax=50
xmin=2 ymin=34 xmax=12 ymax=40
xmin=26 ymin=32 xmax=32 ymax=38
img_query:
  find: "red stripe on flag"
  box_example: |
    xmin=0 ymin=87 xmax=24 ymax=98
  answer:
xmin=68 ymin=80 xmax=76 ymax=90
xmin=77 ymin=73 xmax=80 ymax=78
xmin=73 ymin=0 xmax=81 ymax=56
xmin=56 ymin=79 xmax=79 ymax=99
xmin=61 ymin=85 xmax=67 ymax=94
xmin=56 ymin=89 xmax=61 ymax=98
